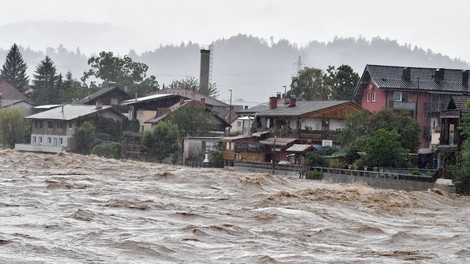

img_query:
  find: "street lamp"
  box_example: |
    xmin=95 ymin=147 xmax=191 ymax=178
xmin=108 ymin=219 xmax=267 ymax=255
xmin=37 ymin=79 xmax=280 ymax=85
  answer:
xmin=228 ymin=89 xmax=232 ymax=134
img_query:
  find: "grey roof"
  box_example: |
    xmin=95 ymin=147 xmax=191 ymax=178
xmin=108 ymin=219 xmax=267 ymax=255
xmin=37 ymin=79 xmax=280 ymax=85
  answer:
xmin=259 ymin=137 xmax=297 ymax=146
xmin=121 ymin=93 xmax=176 ymax=105
xmin=155 ymin=88 xmax=228 ymax=107
xmin=78 ymin=86 xmax=130 ymax=104
xmin=355 ymin=65 xmax=470 ymax=101
xmin=25 ymin=104 xmax=116 ymax=120
xmin=237 ymin=99 xmax=285 ymax=115
xmin=1 ymin=99 xmax=28 ymax=108
xmin=286 ymin=144 xmax=313 ymax=153
xmin=255 ymin=101 xmax=352 ymax=117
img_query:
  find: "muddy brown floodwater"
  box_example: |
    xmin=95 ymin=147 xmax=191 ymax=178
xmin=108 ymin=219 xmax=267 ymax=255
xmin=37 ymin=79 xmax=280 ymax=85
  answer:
xmin=0 ymin=149 xmax=469 ymax=263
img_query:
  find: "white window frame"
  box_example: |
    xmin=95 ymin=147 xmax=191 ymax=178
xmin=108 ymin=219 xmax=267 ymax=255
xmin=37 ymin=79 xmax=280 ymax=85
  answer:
xmin=394 ymin=91 xmax=403 ymax=102
xmin=372 ymin=92 xmax=376 ymax=102
xmin=366 ymin=92 xmax=370 ymax=102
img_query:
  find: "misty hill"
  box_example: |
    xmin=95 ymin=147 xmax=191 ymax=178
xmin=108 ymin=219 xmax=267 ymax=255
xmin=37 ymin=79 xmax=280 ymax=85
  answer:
xmin=0 ymin=27 xmax=468 ymax=103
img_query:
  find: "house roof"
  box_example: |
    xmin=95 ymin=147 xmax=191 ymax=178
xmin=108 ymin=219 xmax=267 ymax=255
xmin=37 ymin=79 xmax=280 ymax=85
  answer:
xmin=220 ymin=135 xmax=255 ymax=142
xmin=77 ymin=86 xmax=130 ymax=104
xmin=354 ymin=65 xmax=470 ymax=101
xmin=237 ymin=98 xmax=285 ymax=115
xmin=25 ymin=104 xmax=119 ymax=121
xmin=1 ymin=99 xmax=30 ymax=108
xmin=255 ymin=101 xmax=354 ymax=117
xmin=0 ymin=79 xmax=28 ymax=101
xmin=259 ymin=137 xmax=297 ymax=146
xmin=450 ymin=95 xmax=470 ymax=110
xmin=121 ymin=93 xmax=177 ymax=106
xmin=156 ymin=88 xmax=228 ymax=107
xmin=286 ymin=144 xmax=314 ymax=153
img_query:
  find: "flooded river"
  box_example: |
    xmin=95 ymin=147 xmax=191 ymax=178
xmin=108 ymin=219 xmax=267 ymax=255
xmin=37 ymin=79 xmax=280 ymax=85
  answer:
xmin=0 ymin=149 xmax=469 ymax=263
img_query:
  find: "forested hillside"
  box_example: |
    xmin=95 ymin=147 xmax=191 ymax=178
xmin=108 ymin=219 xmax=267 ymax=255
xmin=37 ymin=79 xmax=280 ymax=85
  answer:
xmin=0 ymin=34 xmax=467 ymax=103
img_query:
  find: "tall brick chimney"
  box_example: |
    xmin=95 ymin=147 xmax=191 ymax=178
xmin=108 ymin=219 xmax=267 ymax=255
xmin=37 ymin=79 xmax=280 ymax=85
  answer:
xmin=269 ymin=96 xmax=277 ymax=109
xmin=289 ymin=96 xmax=297 ymax=107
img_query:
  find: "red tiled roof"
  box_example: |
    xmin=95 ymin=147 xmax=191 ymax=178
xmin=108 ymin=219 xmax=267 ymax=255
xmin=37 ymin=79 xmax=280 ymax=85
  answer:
xmin=0 ymin=79 xmax=27 ymax=100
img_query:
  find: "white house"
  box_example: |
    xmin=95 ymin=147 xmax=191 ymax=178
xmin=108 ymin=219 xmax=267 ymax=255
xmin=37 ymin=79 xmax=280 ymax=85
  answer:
xmin=15 ymin=103 xmax=124 ymax=153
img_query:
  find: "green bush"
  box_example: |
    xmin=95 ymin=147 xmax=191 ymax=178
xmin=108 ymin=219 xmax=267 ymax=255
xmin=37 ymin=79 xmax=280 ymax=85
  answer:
xmin=306 ymin=170 xmax=323 ymax=180
xmin=91 ymin=142 xmax=122 ymax=159
xmin=210 ymin=150 xmax=224 ymax=168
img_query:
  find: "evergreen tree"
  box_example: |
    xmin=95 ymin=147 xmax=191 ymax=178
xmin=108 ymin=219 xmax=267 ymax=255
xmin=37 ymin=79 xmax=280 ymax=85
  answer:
xmin=32 ymin=56 xmax=59 ymax=104
xmin=0 ymin=43 xmax=30 ymax=92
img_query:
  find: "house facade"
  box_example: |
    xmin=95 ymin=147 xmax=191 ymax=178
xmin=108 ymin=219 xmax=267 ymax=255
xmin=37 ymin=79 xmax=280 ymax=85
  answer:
xmin=15 ymin=103 xmax=124 ymax=153
xmin=254 ymin=97 xmax=362 ymax=145
xmin=354 ymin=65 xmax=470 ymax=149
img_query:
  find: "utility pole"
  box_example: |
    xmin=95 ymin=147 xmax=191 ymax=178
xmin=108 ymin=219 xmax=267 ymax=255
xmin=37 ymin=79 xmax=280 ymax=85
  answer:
xmin=228 ymin=89 xmax=232 ymax=134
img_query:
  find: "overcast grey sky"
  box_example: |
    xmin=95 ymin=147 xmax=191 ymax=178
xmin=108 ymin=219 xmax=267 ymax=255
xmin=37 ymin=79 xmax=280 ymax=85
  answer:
xmin=1 ymin=0 xmax=469 ymax=61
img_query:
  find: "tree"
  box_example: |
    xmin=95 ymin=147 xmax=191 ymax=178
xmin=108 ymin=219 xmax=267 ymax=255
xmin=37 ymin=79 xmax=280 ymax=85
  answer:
xmin=32 ymin=56 xmax=59 ymax=104
xmin=141 ymin=121 xmax=180 ymax=162
xmin=167 ymin=105 xmax=215 ymax=137
xmin=361 ymin=129 xmax=409 ymax=168
xmin=287 ymin=67 xmax=329 ymax=100
xmin=169 ymin=76 xmax=219 ymax=98
xmin=57 ymin=71 xmax=89 ymax=103
xmin=0 ymin=43 xmax=29 ymax=93
xmin=451 ymin=101 xmax=470 ymax=195
xmin=82 ymin=51 xmax=158 ymax=96
xmin=325 ymin=64 xmax=359 ymax=101
xmin=69 ymin=121 xmax=97 ymax=155
xmin=341 ymin=109 xmax=420 ymax=152
xmin=0 ymin=108 xmax=29 ymax=148
xmin=169 ymin=76 xmax=199 ymax=90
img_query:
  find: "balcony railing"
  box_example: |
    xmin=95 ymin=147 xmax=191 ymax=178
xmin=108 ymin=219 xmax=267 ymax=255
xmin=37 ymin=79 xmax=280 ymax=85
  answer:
xmin=390 ymin=101 xmax=416 ymax=111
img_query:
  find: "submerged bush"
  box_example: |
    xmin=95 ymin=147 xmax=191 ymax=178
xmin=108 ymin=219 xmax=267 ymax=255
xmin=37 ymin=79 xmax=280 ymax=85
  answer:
xmin=91 ymin=142 xmax=122 ymax=159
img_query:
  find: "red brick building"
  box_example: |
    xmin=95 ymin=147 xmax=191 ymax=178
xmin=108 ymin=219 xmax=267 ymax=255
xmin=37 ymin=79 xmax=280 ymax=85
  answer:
xmin=354 ymin=65 xmax=470 ymax=150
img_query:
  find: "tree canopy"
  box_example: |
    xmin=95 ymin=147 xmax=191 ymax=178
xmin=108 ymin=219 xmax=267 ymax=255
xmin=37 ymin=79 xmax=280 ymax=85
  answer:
xmin=168 ymin=76 xmax=219 ymax=98
xmin=287 ymin=65 xmax=359 ymax=101
xmin=167 ymin=105 xmax=215 ymax=137
xmin=341 ymin=109 xmax=420 ymax=153
xmin=32 ymin=56 xmax=59 ymax=104
xmin=325 ymin=64 xmax=359 ymax=101
xmin=140 ymin=120 xmax=180 ymax=162
xmin=0 ymin=107 xmax=29 ymax=149
xmin=82 ymin=51 xmax=158 ymax=97
xmin=1 ymin=43 xmax=29 ymax=93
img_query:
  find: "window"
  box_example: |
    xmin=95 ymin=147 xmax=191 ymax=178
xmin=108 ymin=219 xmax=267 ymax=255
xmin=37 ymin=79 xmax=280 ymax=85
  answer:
xmin=38 ymin=121 xmax=42 ymax=128
xmin=366 ymin=92 xmax=370 ymax=102
xmin=202 ymin=141 xmax=216 ymax=152
xmin=39 ymin=137 xmax=42 ymax=143
xmin=69 ymin=122 xmax=73 ymax=128
xmin=372 ymin=92 xmax=376 ymax=102
xmin=237 ymin=121 xmax=242 ymax=128
xmin=48 ymin=121 xmax=53 ymax=128
xmin=48 ymin=137 xmax=52 ymax=144
xmin=32 ymin=136 xmax=36 ymax=144
xmin=394 ymin=91 xmax=403 ymax=102
xmin=59 ymin=138 xmax=63 ymax=145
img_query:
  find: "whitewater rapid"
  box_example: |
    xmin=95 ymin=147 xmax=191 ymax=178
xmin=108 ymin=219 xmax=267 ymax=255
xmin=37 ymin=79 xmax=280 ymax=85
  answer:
xmin=0 ymin=150 xmax=469 ymax=263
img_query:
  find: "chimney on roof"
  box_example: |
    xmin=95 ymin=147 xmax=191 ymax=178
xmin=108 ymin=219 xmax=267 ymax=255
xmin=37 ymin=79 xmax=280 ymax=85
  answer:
xmin=434 ymin=68 xmax=445 ymax=83
xmin=463 ymin=70 xmax=469 ymax=89
xmin=289 ymin=96 xmax=297 ymax=107
xmin=244 ymin=105 xmax=248 ymax=110
xmin=402 ymin=67 xmax=411 ymax=82
xmin=269 ymin=96 xmax=277 ymax=109
xmin=95 ymin=100 xmax=102 ymax=109
xmin=276 ymin=92 xmax=281 ymax=99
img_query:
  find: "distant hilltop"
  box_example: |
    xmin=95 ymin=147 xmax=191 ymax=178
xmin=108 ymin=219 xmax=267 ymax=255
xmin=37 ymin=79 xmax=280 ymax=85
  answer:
xmin=0 ymin=22 xmax=468 ymax=102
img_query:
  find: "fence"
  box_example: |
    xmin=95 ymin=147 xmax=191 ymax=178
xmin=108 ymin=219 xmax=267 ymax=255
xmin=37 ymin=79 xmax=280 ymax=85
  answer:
xmin=308 ymin=166 xmax=435 ymax=182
